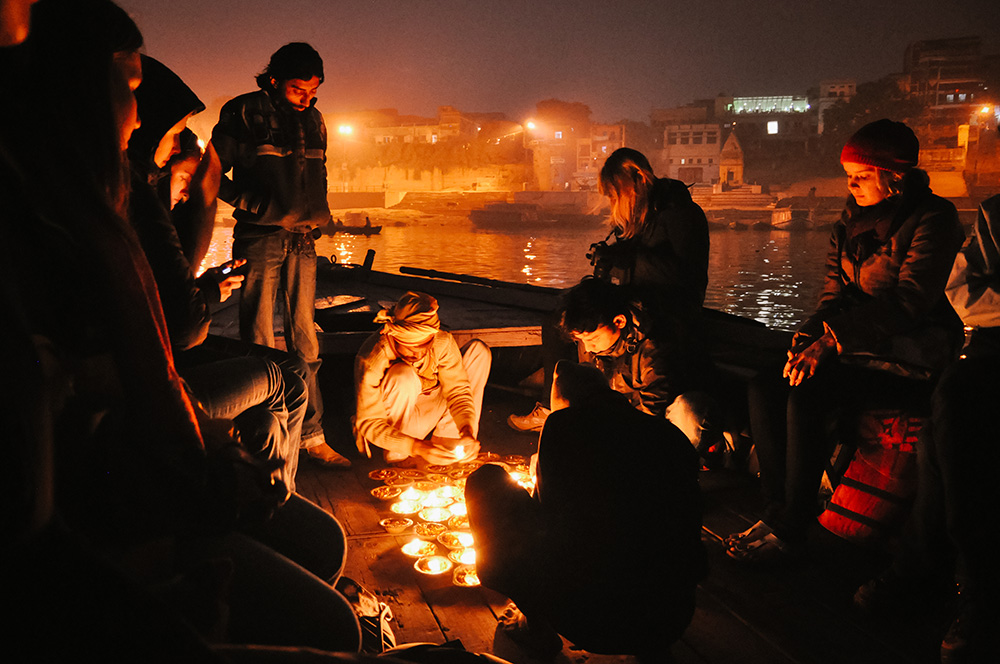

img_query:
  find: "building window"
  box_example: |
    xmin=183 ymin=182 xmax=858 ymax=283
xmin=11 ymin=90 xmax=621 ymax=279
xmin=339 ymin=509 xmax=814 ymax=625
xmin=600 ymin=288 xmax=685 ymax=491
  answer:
xmin=693 ymin=133 xmax=703 ymax=144
xmin=767 ymin=121 xmax=779 ymax=135
xmin=707 ymin=133 xmax=718 ymax=144
xmin=554 ymin=131 xmax=563 ymax=139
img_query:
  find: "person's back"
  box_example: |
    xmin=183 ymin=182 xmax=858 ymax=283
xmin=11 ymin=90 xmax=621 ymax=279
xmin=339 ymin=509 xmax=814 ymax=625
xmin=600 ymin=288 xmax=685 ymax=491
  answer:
xmin=536 ymin=391 xmax=705 ymax=654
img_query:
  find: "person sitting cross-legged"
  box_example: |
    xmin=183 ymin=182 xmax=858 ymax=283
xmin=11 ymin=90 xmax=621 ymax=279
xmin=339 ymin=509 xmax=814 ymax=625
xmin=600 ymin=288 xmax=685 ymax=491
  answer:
xmin=354 ymin=291 xmax=490 ymax=465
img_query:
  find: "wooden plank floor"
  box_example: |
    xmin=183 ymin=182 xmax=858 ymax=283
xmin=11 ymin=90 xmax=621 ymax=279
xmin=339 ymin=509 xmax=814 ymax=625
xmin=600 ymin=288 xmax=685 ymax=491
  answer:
xmin=298 ymin=362 xmax=952 ymax=664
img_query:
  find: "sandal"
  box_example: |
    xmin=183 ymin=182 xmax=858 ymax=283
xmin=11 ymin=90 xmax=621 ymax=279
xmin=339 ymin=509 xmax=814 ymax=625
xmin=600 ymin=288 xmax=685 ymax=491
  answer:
xmin=726 ymin=530 xmax=794 ymax=563
xmin=724 ymin=520 xmax=773 ymax=549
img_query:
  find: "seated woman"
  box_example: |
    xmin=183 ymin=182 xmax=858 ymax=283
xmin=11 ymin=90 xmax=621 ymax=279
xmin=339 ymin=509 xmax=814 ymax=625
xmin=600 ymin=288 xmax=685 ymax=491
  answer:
xmin=509 ymin=147 xmax=709 ymax=432
xmin=727 ymin=119 xmax=965 ymax=562
xmin=354 ymin=291 xmax=490 ymax=465
xmin=557 ymin=276 xmax=725 ymax=461
xmin=468 ymin=360 xmax=705 ymax=661
xmin=854 ymin=187 xmax=1000 ymax=661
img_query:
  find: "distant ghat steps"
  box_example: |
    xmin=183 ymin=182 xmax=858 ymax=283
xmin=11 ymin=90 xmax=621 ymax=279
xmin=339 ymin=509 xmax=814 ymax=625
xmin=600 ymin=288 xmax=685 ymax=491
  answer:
xmin=690 ymin=184 xmax=777 ymax=210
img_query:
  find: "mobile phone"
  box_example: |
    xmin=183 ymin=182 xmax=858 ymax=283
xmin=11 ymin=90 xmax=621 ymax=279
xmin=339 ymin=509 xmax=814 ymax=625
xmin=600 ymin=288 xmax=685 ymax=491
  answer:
xmin=220 ymin=261 xmax=248 ymax=276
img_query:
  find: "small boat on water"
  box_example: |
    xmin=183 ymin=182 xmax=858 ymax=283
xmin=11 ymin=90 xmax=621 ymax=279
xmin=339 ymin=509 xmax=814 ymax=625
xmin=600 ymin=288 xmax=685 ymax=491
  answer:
xmin=328 ymin=223 xmax=381 ymax=236
xmin=469 ymin=201 xmax=550 ymax=229
xmin=469 ymin=201 xmax=605 ymax=231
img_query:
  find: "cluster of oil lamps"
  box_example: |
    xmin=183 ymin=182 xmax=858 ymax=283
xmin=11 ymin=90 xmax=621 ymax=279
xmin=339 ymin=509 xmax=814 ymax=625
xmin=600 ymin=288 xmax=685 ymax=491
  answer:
xmin=370 ymin=451 xmax=535 ymax=588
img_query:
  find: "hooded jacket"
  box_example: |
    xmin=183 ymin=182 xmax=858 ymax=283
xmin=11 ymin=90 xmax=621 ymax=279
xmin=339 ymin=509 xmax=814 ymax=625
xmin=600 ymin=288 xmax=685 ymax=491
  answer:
xmin=127 ymin=56 xmax=215 ymax=352
xmin=212 ymin=87 xmax=331 ymax=235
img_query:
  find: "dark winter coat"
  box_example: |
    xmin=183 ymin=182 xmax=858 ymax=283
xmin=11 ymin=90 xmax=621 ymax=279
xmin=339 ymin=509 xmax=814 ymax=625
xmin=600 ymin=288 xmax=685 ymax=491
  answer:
xmin=593 ymin=177 xmax=709 ymax=313
xmin=212 ymin=89 xmax=331 ymax=235
xmin=796 ymin=170 xmax=965 ymax=378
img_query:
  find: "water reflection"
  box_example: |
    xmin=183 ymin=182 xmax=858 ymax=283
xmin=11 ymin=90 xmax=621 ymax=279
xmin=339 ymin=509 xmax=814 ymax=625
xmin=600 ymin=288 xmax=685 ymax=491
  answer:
xmin=201 ymin=209 xmax=831 ymax=332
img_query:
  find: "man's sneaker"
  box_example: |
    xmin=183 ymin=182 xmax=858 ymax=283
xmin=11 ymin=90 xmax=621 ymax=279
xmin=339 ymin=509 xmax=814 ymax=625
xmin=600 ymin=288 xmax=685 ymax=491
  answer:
xmin=305 ymin=443 xmax=352 ymax=468
xmin=507 ymin=402 xmax=550 ymax=432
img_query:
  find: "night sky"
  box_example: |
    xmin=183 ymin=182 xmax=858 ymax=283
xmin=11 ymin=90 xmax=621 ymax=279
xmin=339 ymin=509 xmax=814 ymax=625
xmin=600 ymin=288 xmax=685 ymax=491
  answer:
xmin=117 ymin=0 xmax=997 ymax=128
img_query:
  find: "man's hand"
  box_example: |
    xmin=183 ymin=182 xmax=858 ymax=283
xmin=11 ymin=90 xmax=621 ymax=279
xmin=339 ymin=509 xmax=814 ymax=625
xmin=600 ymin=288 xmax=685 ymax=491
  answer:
xmin=783 ymin=332 xmax=837 ymax=387
xmin=417 ymin=433 xmax=481 ymax=465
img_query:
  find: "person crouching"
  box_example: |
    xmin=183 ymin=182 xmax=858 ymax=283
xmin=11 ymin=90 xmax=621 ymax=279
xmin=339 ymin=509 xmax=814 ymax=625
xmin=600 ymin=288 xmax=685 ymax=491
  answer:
xmin=354 ymin=291 xmax=490 ymax=465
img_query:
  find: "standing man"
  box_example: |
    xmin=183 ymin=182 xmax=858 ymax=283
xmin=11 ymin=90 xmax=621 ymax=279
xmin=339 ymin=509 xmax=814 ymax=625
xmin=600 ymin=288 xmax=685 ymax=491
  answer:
xmin=212 ymin=42 xmax=349 ymax=467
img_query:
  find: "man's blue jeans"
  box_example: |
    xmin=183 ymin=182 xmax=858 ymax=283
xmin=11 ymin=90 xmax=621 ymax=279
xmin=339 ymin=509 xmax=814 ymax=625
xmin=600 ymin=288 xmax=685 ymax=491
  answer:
xmin=234 ymin=228 xmax=324 ymax=444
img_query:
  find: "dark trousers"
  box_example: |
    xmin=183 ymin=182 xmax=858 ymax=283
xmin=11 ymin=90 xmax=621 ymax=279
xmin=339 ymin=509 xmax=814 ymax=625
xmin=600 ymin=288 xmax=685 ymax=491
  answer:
xmin=894 ymin=356 xmax=1000 ymax=597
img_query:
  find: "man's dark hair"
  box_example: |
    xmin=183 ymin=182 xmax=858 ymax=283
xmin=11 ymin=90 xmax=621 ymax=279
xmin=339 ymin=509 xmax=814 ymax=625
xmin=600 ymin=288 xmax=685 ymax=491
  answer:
xmin=256 ymin=42 xmax=324 ymax=89
xmin=552 ymin=360 xmax=612 ymax=408
xmin=558 ymin=276 xmax=630 ymax=336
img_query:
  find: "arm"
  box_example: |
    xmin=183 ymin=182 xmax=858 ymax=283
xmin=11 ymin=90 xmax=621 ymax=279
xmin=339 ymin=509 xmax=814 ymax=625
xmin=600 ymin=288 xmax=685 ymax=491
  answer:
xmin=130 ymin=178 xmax=210 ymax=352
xmin=823 ymin=204 xmax=964 ymax=353
xmin=945 ymin=196 xmax=1000 ymax=327
xmin=793 ymin=223 xmax=846 ymax=352
xmin=172 ymin=142 xmax=221 ymax=269
xmin=353 ymin=337 xmax=419 ymax=458
xmin=211 ymin=99 xmax=268 ymax=215
xmin=434 ymin=334 xmax=478 ymax=438
xmin=632 ymin=201 xmax=710 ymax=306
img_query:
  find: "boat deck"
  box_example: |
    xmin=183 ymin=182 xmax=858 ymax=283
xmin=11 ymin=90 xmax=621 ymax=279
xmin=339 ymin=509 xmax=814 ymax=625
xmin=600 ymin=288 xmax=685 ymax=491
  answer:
xmin=298 ymin=362 xmax=949 ymax=664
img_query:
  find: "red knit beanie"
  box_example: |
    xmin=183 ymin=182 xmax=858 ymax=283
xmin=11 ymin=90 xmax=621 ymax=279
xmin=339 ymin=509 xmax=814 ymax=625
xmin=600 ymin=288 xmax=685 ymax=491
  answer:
xmin=840 ymin=119 xmax=919 ymax=173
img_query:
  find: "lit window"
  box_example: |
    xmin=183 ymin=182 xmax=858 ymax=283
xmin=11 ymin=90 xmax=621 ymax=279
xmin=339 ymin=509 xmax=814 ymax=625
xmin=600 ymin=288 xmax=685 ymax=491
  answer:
xmin=767 ymin=121 xmax=779 ymax=135
xmin=554 ymin=131 xmax=563 ymax=139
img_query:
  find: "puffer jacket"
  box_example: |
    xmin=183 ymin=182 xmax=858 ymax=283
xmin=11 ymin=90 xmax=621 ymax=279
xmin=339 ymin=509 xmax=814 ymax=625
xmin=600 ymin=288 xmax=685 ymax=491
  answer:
xmin=212 ymin=89 xmax=331 ymax=235
xmin=796 ymin=170 xmax=965 ymax=377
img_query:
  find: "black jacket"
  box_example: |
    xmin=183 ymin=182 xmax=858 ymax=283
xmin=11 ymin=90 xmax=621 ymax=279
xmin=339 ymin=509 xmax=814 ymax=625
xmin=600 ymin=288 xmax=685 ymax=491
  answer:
xmin=212 ymin=89 xmax=331 ymax=235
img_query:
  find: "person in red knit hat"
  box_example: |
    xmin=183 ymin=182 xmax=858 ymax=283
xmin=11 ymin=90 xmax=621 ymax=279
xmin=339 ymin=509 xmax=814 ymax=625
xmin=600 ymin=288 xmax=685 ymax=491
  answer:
xmin=726 ymin=119 xmax=966 ymax=563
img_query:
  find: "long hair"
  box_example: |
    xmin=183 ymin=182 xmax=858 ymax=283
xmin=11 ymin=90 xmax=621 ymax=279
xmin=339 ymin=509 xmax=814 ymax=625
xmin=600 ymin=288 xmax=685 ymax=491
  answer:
xmin=599 ymin=147 xmax=657 ymax=239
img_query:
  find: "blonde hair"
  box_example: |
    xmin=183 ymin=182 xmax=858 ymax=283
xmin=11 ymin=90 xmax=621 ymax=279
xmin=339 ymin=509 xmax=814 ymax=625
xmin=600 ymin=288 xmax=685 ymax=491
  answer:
xmin=599 ymin=148 xmax=657 ymax=239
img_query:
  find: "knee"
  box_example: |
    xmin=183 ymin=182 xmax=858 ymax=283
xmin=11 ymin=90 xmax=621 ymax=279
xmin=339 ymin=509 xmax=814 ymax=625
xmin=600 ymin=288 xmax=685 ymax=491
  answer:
xmin=382 ymin=362 xmax=421 ymax=396
xmin=462 ymin=339 xmax=492 ymax=373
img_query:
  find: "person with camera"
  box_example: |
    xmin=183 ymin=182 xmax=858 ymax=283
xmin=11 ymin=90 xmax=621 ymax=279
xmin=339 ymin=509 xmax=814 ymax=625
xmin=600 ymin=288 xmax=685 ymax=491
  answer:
xmin=509 ymin=147 xmax=710 ymax=433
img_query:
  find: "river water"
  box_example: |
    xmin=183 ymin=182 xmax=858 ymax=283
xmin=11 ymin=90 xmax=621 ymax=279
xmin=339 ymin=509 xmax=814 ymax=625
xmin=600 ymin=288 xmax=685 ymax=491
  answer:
xmin=202 ymin=206 xmax=832 ymax=332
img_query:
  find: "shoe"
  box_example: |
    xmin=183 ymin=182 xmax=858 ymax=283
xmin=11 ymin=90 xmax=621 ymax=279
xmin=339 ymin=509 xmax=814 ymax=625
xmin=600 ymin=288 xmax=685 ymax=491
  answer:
xmin=853 ymin=571 xmax=914 ymax=615
xmin=725 ymin=520 xmax=797 ymax=563
xmin=305 ymin=443 xmax=352 ymax=468
xmin=507 ymin=402 xmax=550 ymax=432
xmin=724 ymin=520 xmax=772 ymax=549
xmin=497 ymin=601 xmax=563 ymax=659
xmin=941 ymin=585 xmax=998 ymax=663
